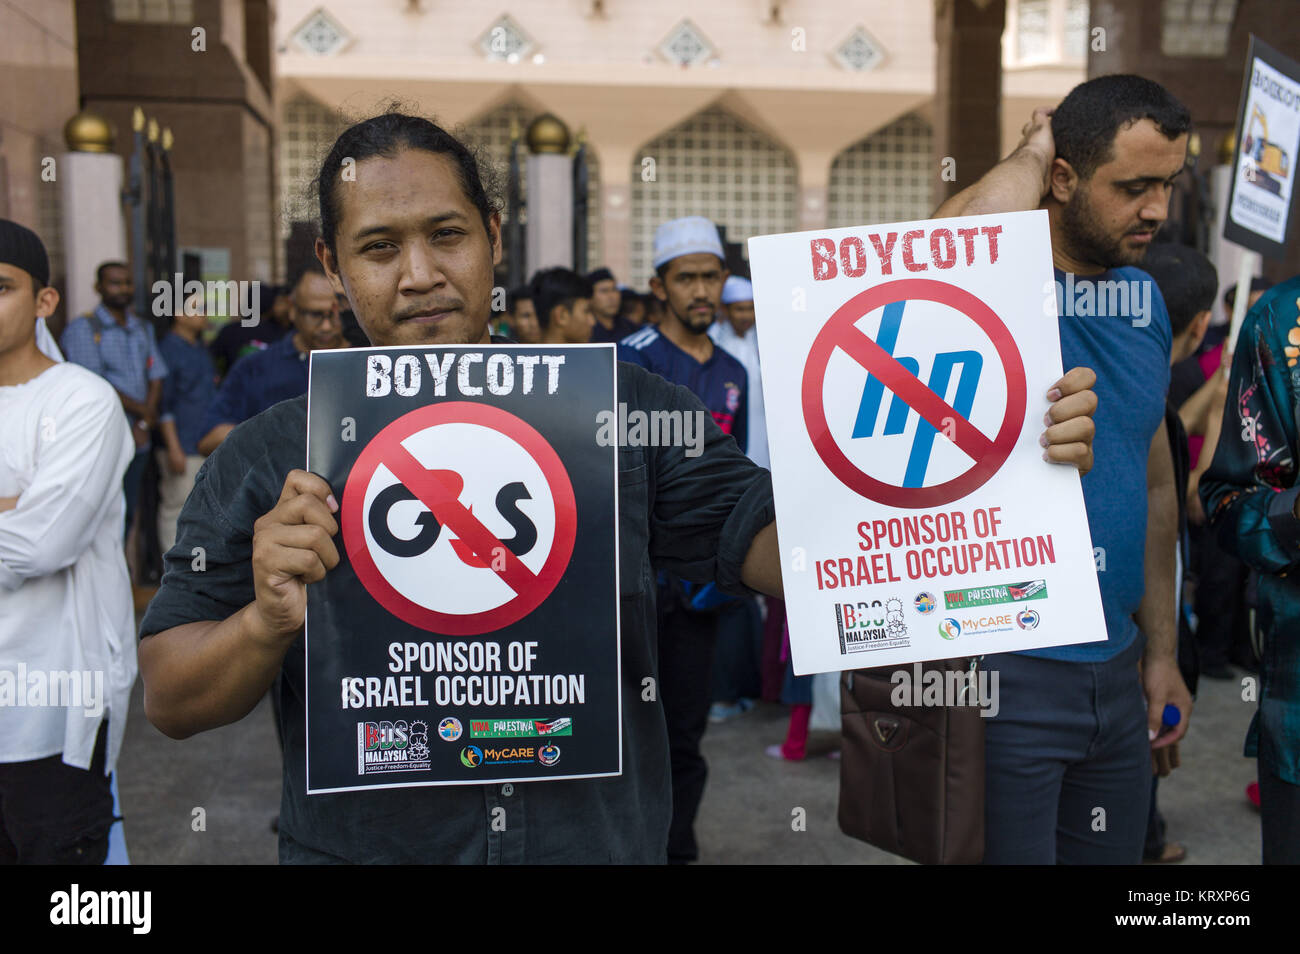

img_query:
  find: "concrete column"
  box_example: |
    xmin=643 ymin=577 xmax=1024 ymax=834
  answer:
xmin=601 ymin=182 xmax=632 ymax=282
xmin=799 ymin=184 xmax=829 ymax=231
xmin=60 ymin=151 xmax=127 ymax=318
xmin=934 ymin=0 xmax=1007 ymax=202
xmin=525 ymin=154 xmax=574 ymax=272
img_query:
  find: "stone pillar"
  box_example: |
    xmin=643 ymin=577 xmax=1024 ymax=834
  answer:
xmin=525 ymin=114 xmax=574 ymax=273
xmin=798 ymin=184 xmax=829 ymax=232
xmin=601 ymin=182 xmax=632 ymax=282
xmin=933 ymin=0 xmax=1007 ymax=202
xmin=59 ymin=111 xmax=128 ymax=319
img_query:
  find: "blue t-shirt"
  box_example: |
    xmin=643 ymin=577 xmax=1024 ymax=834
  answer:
xmin=1021 ymin=266 xmax=1171 ymax=662
xmin=203 ymin=332 xmax=309 ymax=435
xmin=159 ymin=332 xmax=218 ymax=455
xmin=617 ymin=327 xmax=748 ymax=453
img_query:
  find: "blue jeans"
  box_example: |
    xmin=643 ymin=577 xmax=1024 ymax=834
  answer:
xmin=982 ymin=637 xmax=1151 ymax=864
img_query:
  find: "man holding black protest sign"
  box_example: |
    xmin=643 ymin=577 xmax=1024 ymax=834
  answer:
xmin=137 ymin=111 xmax=1099 ymax=864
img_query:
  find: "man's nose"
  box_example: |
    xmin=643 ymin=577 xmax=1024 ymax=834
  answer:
xmin=399 ymin=244 xmax=446 ymax=291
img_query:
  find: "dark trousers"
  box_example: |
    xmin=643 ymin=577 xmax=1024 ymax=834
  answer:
xmin=0 ymin=721 xmax=114 ymax=865
xmin=1260 ymin=765 xmax=1300 ymax=864
xmin=760 ymin=596 xmax=787 ymax=703
xmin=1190 ymin=524 xmax=1253 ymax=668
xmin=122 ymin=448 xmax=149 ymax=540
xmin=659 ymin=597 xmax=720 ymax=864
xmin=710 ymin=596 xmax=762 ymax=703
xmin=983 ymin=638 xmax=1151 ymax=864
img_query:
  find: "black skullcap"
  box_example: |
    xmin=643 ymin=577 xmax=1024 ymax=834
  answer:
xmin=0 ymin=218 xmax=50 ymax=290
xmin=586 ymin=267 xmax=615 ymax=285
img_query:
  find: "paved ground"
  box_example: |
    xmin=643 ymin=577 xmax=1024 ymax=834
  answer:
xmin=117 ymin=655 xmax=1263 ymax=864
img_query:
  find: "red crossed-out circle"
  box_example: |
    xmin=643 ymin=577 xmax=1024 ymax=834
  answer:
xmin=342 ymin=402 xmax=577 ymax=636
xmin=801 ymin=278 xmax=1027 ymax=508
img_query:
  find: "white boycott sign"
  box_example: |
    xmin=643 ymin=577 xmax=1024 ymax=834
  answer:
xmin=748 ymin=210 xmax=1105 ymax=675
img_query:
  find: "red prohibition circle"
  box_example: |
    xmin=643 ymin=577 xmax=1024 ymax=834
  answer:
xmin=342 ymin=402 xmax=577 ymax=635
xmin=801 ymin=278 xmax=1027 ymax=508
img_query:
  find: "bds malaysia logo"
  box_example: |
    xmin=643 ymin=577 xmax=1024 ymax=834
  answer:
xmin=356 ymin=720 xmax=431 ymax=775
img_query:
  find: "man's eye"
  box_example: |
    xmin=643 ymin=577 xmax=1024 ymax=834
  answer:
xmin=433 ymin=229 xmax=462 ymax=240
xmin=362 ymin=241 xmax=394 ymax=253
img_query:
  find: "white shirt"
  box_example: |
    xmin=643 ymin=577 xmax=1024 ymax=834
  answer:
xmin=0 ymin=361 xmax=135 ymax=772
xmin=709 ymin=318 xmax=769 ymax=470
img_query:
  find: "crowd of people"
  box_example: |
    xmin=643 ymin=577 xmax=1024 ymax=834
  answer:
xmin=0 ymin=70 xmax=1296 ymax=866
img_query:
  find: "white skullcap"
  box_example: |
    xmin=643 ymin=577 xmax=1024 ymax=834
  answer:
xmin=652 ymin=216 xmax=724 ymax=269
xmin=721 ymin=276 xmax=753 ymax=304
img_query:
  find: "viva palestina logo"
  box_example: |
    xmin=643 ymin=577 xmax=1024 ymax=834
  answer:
xmin=356 ymin=720 xmax=432 ymax=775
xmin=470 ymin=716 xmax=573 ymax=738
xmin=944 ymin=579 xmax=1046 ymax=610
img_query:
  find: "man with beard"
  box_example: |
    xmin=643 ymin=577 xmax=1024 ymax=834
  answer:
xmin=938 ymin=74 xmax=1194 ymax=864
xmin=135 ymin=112 xmax=1100 ymax=865
xmin=617 ymin=217 xmax=752 ymax=862
xmin=62 ymin=261 xmax=168 ymax=539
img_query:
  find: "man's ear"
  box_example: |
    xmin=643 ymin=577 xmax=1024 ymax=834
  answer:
xmin=488 ymin=211 xmax=503 ymax=266
xmin=314 ymin=237 xmax=347 ymax=298
xmin=1048 ymin=157 xmax=1078 ymax=205
xmin=1189 ymin=308 xmax=1212 ymax=353
xmin=35 ymin=286 xmax=60 ymax=319
xmin=649 ymin=275 xmax=667 ymax=303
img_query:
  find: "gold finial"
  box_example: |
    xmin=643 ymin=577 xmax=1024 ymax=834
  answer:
xmin=1218 ymin=131 xmax=1237 ymax=166
xmin=525 ymin=113 xmax=570 ymax=155
xmin=133 ymin=107 xmax=145 ymax=132
xmin=147 ymin=118 xmax=159 ymax=143
xmin=509 ymin=117 xmax=521 ymax=142
xmin=63 ymin=111 xmax=116 ymax=153
xmin=162 ymin=127 xmax=174 ymax=151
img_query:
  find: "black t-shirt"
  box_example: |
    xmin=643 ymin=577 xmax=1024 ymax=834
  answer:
xmin=209 ymin=319 xmax=290 ymax=378
xmin=138 ymin=357 xmax=773 ymax=863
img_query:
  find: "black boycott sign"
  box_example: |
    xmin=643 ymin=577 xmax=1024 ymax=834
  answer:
xmin=305 ymin=344 xmax=619 ymax=793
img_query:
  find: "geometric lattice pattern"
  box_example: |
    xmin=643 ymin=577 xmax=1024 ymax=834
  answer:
xmin=111 ymin=0 xmax=194 ymax=22
xmin=828 ymin=113 xmax=934 ymax=229
xmin=478 ymin=14 xmax=534 ymax=62
xmin=1160 ymin=0 xmax=1236 ymax=57
xmin=278 ymin=95 xmax=343 ymax=260
xmin=833 ymin=26 xmax=886 ymax=72
xmin=292 ymin=8 xmax=351 ymax=56
xmin=629 ymin=106 xmax=796 ymax=284
xmin=659 ymin=19 xmax=714 ymax=67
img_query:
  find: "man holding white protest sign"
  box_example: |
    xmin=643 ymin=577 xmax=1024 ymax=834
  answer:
xmin=935 ymin=75 xmax=1194 ymax=863
xmin=135 ymin=111 xmax=1099 ymax=864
